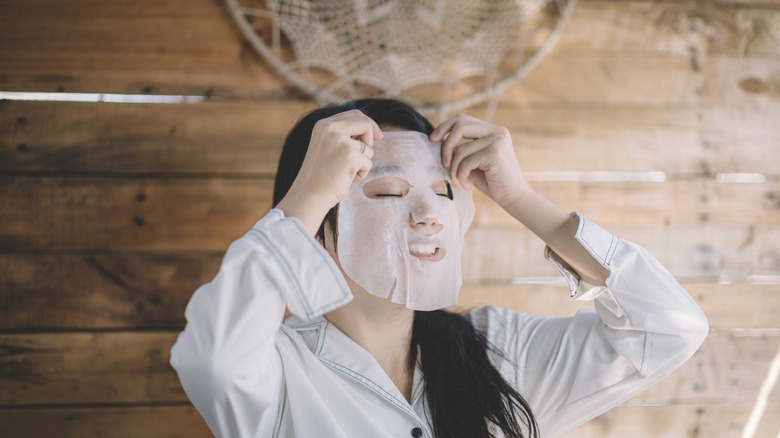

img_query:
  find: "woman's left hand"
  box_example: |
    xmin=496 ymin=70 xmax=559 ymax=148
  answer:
xmin=430 ymin=114 xmax=532 ymax=209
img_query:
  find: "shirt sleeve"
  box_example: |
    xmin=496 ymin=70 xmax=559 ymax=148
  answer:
xmin=169 ymin=209 xmax=352 ymax=438
xmin=468 ymin=213 xmax=709 ymax=437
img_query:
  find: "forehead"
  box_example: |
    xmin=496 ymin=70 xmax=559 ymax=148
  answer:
xmin=370 ymin=132 xmax=446 ymax=178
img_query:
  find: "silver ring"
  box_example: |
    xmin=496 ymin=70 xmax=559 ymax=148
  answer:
xmin=359 ymin=141 xmax=367 ymax=154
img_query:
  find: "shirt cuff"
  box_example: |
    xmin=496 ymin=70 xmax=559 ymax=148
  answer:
xmin=545 ymin=212 xmax=618 ymax=299
xmin=251 ymin=208 xmax=353 ymax=320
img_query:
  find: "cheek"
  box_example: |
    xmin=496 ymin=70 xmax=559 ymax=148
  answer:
xmin=360 ymin=204 xmax=404 ymax=229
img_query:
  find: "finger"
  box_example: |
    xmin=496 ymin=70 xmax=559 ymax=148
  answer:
xmin=343 ymin=110 xmax=383 ymax=143
xmin=354 ymin=139 xmax=375 ymax=160
xmin=353 ymin=152 xmax=373 ymax=182
xmin=449 ymin=138 xmax=491 ymax=186
xmin=440 ymin=121 xmax=487 ymax=168
xmin=352 ymin=115 xmax=384 ymax=147
xmin=438 ymin=122 xmax=472 ymax=168
xmin=430 ymin=113 xmax=474 ymax=141
xmin=333 ymin=112 xmax=381 ymax=145
xmin=439 ymin=121 xmax=499 ymax=168
xmin=455 ymin=152 xmax=489 ymax=190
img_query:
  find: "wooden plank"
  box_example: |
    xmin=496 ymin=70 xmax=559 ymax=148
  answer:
xmin=463 ymin=224 xmax=780 ymax=283
xmin=0 ymin=99 xmax=315 ymax=176
xmin=1 ymin=176 xmax=777 ymax=250
xmin=0 ymin=404 xmax=776 ymax=438
xmin=2 ymin=251 xmax=776 ymax=330
xmin=0 ymin=332 xmax=186 ymax=405
xmin=490 ymin=104 xmax=780 ymax=175
xmin=1 ymin=0 xmax=779 ymax=107
xmin=558 ymin=1 xmax=780 ymax=57
xmin=1 ymin=404 xmax=777 ymax=438
xmin=0 ymin=405 xmax=211 ymax=438
xmin=3 ymin=100 xmax=778 ymax=176
xmin=472 ymin=180 xmax=780 ymax=227
xmin=457 ymin=282 xmax=780 ymax=330
xmin=1 ymin=331 xmax=777 ymax=406
xmin=0 ymin=0 xmax=284 ymax=97
xmin=560 ymin=402 xmax=780 ymax=438
xmin=0 ymin=253 xmax=219 ymax=330
xmin=0 ymin=176 xmax=272 ymax=251
xmin=635 ymin=331 xmax=780 ymax=405
xmin=504 ymin=53 xmax=780 ymax=106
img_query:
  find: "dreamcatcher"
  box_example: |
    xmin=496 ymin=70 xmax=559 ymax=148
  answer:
xmin=226 ymin=0 xmax=577 ymax=119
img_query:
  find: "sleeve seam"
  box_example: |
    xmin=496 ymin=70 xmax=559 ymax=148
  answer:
xmin=253 ymin=229 xmax=314 ymax=319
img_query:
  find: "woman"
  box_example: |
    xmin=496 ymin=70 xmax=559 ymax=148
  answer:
xmin=171 ymin=98 xmax=708 ymax=437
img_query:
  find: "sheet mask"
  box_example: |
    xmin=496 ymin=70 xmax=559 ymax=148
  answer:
xmin=337 ymin=131 xmax=475 ymax=310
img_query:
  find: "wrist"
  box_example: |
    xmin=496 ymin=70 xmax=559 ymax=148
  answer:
xmin=500 ymin=182 xmax=538 ymax=218
xmin=276 ymin=190 xmax=333 ymax=236
xmin=504 ymin=187 xmax=570 ymax=235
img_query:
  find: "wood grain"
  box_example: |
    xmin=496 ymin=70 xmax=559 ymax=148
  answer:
xmin=491 ymin=104 xmax=780 ymax=175
xmin=1 ymin=0 xmax=778 ymax=105
xmin=1 ymin=0 xmax=777 ymax=435
xmin=0 ymin=253 xmax=219 ymax=330
xmin=0 ymin=0 xmax=286 ymax=97
xmin=502 ymin=54 xmax=780 ymax=107
xmin=472 ymin=180 xmax=780 ymax=227
xmin=1 ymin=176 xmax=776 ymax=249
xmin=0 ymin=405 xmax=211 ymax=438
xmin=3 ymin=100 xmax=778 ymax=176
xmin=0 ymin=332 xmax=186 ymax=405
xmin=0 ymin=401 xmax=777 ymax=438
xmin=463 ymin=224 xmax=780 ymax=282
xmin=457 ymin=282 xmax=780 ymax=330
xmin=0 ymin=176 xmax=272 ymax=251
xmin=634 ymin=331 xmax=780 ymax=405
xmin=1 ymin=331 xmax=777 ymax=406
xmin=0 ymin=99 xmax=314 ymax=176
xmin=561 ymin=402 xmax=780 ymax=438
xmin=2 ymin=251 xmax=776 ymax=330
xmin=558 ymin=1 xmax=780 ymax=57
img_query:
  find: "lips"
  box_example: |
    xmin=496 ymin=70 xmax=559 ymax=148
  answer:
xmin=408 ymin=241 xmax=446 ymax=262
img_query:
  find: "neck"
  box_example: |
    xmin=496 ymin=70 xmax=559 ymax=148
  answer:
xmin=325 ymin=278 xmax=416 ymax=402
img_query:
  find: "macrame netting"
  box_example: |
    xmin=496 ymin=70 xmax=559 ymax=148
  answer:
xmin=227 ymin=0 xmax=577 ymax=118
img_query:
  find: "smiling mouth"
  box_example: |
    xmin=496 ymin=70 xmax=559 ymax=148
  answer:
xmin=409 ymin=245 xmax=446 ymax=262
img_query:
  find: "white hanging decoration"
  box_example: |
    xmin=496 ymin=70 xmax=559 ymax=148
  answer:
xmin=226 ymin=0 xmax=577 ymax=119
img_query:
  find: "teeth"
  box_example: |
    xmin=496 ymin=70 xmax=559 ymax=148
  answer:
xmin=409 ymin=244 xmax=437 ymax=255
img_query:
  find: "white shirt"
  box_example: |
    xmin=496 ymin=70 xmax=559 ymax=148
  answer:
xmin=170 ymin=209 xmax=709 ymax=437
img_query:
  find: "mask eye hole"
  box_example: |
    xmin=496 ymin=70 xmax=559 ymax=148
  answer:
xmin=432 ymin=180 xmax=454 ymax=200
xmin=363 ymin=176 xmax=412 ymax=199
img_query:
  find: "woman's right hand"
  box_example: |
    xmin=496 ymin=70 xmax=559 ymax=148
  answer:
xmin=277 ymin=110 xmax=383 ymax=236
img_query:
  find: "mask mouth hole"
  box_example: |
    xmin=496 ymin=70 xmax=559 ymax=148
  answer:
xmin=409 ymin=247 xmax=445 ymax=262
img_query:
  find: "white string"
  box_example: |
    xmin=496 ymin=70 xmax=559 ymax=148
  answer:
xmin=226 ymin=0 xmax=577 ymax=118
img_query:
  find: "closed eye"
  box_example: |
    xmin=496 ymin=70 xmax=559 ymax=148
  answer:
xmin=435 ymin=181 xmax=454 ymax=200
xmin=363 ymin=176 xmax=412 ymax=199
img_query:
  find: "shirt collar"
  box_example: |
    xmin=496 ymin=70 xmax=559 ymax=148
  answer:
xmin=284 ymin=315 xmax=426 ymax=411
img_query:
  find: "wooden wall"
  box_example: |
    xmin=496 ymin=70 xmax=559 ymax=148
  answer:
xmin=1 ymin=0 xmax=779 ymax=436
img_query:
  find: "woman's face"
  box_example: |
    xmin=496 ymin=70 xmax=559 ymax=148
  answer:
xmin=336 ymin=131 xmax=474 ymax=310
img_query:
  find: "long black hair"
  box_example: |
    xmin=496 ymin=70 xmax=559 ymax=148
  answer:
xmin=272 ymin=98 xmax=539 ymax=438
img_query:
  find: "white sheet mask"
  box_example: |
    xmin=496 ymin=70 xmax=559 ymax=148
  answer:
xmin=336 ymin=131 xmax=475 ymax=310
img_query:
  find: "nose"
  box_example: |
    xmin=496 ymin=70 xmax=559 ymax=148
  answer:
xmin=409 ymin=206 xmax=444 ymax=236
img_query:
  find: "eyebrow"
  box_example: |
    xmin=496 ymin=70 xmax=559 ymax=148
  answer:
xmin=368 ymin=164 xmax=403 ymax=177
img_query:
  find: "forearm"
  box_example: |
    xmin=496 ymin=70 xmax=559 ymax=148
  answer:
xmin=276 ymin=191 xmax=332 ymax=237
xmin=502 ymin=187 xmax=609 ymax=286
